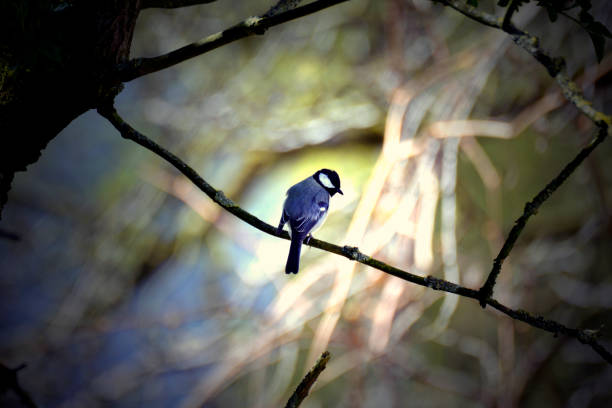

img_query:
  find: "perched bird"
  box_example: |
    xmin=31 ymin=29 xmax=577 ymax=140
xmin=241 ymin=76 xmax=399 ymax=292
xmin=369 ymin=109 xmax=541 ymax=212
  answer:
xmin=277 ymin=169 xmax=343 ymax=274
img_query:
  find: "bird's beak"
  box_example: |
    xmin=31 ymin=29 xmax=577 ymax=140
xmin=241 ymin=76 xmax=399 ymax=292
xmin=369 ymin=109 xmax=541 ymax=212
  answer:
xmin=337 ymin=188 xmax=344 ymax=195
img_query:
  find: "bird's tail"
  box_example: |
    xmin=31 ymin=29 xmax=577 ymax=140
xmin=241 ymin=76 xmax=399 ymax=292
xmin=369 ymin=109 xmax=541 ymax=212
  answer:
xmin=285 ymin=235 xmax=303 ymax=274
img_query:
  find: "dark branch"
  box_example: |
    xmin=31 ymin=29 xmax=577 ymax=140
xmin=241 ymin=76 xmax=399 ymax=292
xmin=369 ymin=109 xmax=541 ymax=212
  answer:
xmin=263 ymin=0 xmax=305 ymax=17
xmin=97 ymin=104 xmax=612 ymax=365
xmin=479 ymin=126 xmax=608 ymax=304
xmin=436 ymin=0 xmax=612 ymax=305
xmin=285 ymin=351 xmax=330 ymax=408
xmin=486 ymin=300 xmax=611 ymax=364
xmin=118 ymin=0 xmax=350 ymax=81
xmin=140 ymin=0 xmax=216 ymax=8
xmin=0 ymin=228 xmax=20 ymax=241
xmin=437 ymin=0 xmax=612 ymax=128
xmin=0 ymin=363 xmax=37 ymax=408
xmin=501 ymin=0 xmax=521 ymax=32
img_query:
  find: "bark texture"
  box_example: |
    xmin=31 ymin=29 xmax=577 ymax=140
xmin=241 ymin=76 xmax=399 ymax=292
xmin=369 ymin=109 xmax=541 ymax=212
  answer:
xmin=0 ymin=0 xmax=141 ymax=216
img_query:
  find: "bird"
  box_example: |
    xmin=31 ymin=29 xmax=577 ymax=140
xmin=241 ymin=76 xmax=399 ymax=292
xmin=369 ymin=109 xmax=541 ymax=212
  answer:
xmin=277 ymin=168 xmax=343 ymax=274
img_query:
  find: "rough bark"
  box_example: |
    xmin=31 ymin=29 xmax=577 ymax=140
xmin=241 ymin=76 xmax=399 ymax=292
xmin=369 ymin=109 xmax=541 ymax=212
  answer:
xmin=0 ymin=0 xmax=141 ymax=216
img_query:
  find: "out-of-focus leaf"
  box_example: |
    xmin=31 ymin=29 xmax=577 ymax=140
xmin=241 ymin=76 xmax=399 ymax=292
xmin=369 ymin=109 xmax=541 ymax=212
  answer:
xmin=587 ymin=31 xmax=605 ymax=62
xmin=579 ymin=8 xmax=595 ymax=23
xmin=499 ymin=0 xmax=531 ymax=22
xmin=467 ymin=0 xmax=478 ymax=7
xmin=586 ymin=20 xmax=612 ymax=38
xmin=577 ymin=0 xmax=592 ymax=11
xmin=544 ymin=6 xmax=557 ymax=22
xmin=576 ymin=8 xmax=611 ymax=62
xmin=535 ymin=1 xmax=559 ymax=22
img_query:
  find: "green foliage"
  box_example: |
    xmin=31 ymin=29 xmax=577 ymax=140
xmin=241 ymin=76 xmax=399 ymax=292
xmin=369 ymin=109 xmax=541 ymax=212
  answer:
xmin=490 ymin=0 xmax=612 ymax=62
xmin=466 ymin=0 xmax=478 ymax=7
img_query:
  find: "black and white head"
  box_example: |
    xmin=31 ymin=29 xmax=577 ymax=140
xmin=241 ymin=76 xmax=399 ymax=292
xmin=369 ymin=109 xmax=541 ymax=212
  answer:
xmin=313 ymin=169 xmax=343 ymax=196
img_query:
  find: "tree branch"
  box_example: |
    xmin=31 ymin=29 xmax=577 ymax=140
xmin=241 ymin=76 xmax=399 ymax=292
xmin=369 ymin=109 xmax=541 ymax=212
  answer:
xmin=437 ymin=0 xmax=612 ymax=128
xmin=479 ymin=126 xmax=608 ymax=305
xmin=118 ymin=0 xmax=350 ymax=81
xmin=285 ymin=351 xmax=330 ymax=408
xmin=263 ymin=1 xmax=305 ymax=18
xmin=435 ymin=0 xmax=612 ymax=305
xmin=0 ymin=363 xmax=37 ymax=408
xmin=96 ymin=104 xmax=612 ymax=365
xmin=501 ymin=0 xmax=521 ymax=31
xmin=140 ymin=0 xmax=216 ymax=9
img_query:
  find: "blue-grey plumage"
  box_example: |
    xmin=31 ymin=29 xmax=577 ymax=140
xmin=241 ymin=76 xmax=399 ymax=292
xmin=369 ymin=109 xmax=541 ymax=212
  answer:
xmin=277 ymin=169 xmax=342 ymax=274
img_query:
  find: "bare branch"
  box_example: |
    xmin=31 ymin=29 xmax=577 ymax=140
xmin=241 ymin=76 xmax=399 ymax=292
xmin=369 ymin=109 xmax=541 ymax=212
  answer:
xmin=0 ymin=228 xmax=20 ymax=241
xmin=501 ymin=0 xmax=521 ymax=31
xmin=479 ymin=127 xmax=608 ymax=305
xmin=0 ymin=363 xmax=37 ymax=408
xmin=437 ymin=0 xmax=612 ymax=129
xmin=96 ymin=104 xmax=612 ymax=365
xmin=435 ymin=0 xmax=612 ymax=305
xmin=140 ymin=0 xmax=216 ymax=9
xmin=285 ymin=351 xmax=330 ymax=408
xmin=118 ymin=0 xmax=350 ymax=81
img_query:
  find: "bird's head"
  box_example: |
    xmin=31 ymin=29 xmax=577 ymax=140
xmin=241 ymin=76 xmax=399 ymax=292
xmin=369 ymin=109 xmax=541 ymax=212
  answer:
xmin=314 ymin=169 xmax=343 ymax=196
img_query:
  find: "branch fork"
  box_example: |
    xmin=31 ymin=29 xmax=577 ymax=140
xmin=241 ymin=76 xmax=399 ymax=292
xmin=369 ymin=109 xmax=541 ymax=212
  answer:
xmin=97 ymin=103 xmax=612 ymax=365
xmin=95 ymin=0 xmax=612 ymax=366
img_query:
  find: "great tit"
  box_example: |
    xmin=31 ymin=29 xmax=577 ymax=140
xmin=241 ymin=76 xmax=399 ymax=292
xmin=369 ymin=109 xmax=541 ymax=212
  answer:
xmin=277 ymin=169 xmax=343 ymax=274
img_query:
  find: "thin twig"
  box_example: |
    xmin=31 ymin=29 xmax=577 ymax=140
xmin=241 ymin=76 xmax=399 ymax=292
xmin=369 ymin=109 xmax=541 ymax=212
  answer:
xmin=436 ymin=0 xmax=612 ymax=305
xmin=501 ymin=0 xmax=521 ymax=31
xmin=118 ymin=0 xmax=350 ymax=81
xmin=0 ymin=228 xmax=20 ymax=241
xmin=437 ymin=0 xmax=612 ymax=128
xmin=263 ymin=0 xmax=305 ymax=18
xmin=284 ymin=351 xmax=330 ymax=408
xmin=97 ymin=104 xmax=612 ymax=365
xmin=479 ymin=127 xmax=608 ymax=305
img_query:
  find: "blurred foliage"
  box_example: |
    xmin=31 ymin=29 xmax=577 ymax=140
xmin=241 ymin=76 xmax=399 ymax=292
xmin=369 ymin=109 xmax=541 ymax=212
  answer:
xmin=1 ymin=0 xmax=612 ymax=407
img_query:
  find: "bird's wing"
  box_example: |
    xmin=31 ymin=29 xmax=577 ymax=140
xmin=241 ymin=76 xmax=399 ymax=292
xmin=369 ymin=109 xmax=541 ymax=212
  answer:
xmin=289 ymin=191 xmax=329 ymax=235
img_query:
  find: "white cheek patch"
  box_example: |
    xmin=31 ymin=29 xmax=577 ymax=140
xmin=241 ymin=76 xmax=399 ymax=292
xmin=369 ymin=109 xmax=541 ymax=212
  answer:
xmin=319 ymin=207 xmax=326 ymax=212
xmin=318 ymin=173 xmax=335 ymax=189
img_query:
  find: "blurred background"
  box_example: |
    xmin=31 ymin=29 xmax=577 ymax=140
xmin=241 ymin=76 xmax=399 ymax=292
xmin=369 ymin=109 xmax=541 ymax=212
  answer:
xmin=1 ymin=0 xmax=612 ymax=407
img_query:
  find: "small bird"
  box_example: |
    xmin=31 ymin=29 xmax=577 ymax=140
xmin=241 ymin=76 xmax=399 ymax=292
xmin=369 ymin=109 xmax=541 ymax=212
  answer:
xmin=277 ymin=169 xmax=343 ymax=274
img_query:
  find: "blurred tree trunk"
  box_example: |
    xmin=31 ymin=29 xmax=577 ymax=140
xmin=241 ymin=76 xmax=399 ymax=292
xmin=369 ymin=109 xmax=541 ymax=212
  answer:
xmin=0 ymin=0 xmax=140 ymax=216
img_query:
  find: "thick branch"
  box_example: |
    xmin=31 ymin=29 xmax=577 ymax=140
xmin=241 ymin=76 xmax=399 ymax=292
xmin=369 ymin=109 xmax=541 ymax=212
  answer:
xmin=285 ymin=351 xmax=330 ymax=408
xmin=118 ymin=0 xmax=349 ymax=81
xmin=97 ymin=104 xmax=612 ymax=365
xmin=140 ymin=0 xmax=216 ymax=8
xmin=436 ymin=0 xmax=612 ymax=305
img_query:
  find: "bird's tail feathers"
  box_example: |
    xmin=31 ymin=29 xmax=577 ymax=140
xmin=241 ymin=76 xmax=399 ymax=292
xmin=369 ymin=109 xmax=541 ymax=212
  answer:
xmin=285 ymin=235 xmax=303 ymax=274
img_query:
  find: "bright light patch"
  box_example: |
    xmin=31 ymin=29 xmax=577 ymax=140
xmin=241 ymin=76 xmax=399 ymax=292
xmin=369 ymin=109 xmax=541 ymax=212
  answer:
xmin=318 ymin=173 xmax=334 ymax=189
